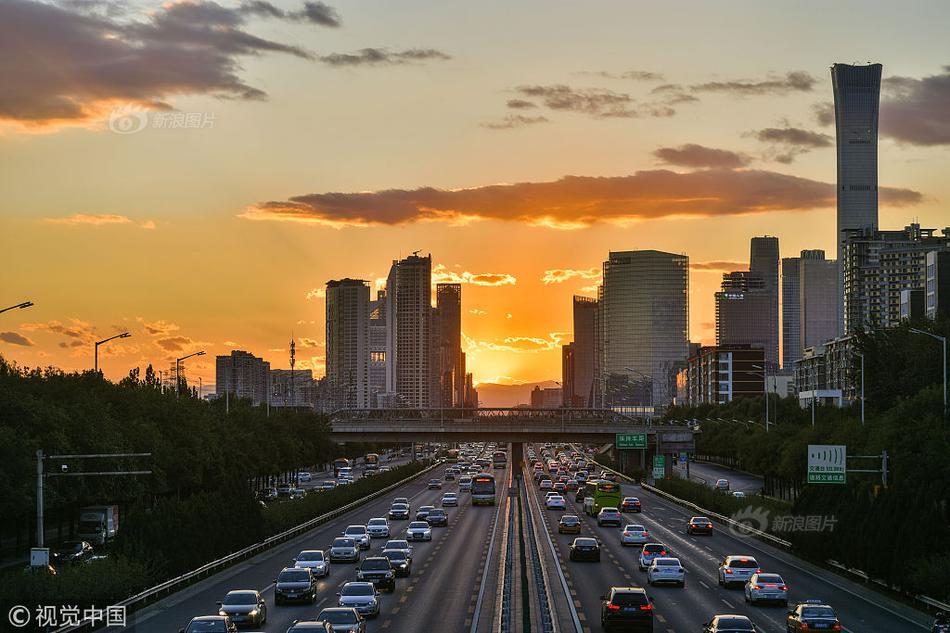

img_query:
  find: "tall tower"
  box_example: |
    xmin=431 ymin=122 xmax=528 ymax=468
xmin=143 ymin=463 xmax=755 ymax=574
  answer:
xmin=832 ymin=63 xmax=882 ymax=334
xmin=436 ymin=283 xmax=463 ymax=407
xmin=326 ymin=278 xmax=370 ymax=409
xmin=385 ymin=253 xmax=432 ymax=407
xmin=749 ymin=236 xmax=779 ymax=370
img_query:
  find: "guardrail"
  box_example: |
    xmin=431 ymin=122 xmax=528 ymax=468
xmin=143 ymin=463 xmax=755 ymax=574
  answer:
xmin=54 ymin=460 xmax=442 ymax=633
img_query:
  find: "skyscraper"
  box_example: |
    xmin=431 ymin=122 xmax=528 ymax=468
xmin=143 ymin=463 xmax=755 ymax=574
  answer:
xmin=561 ymin=343 xmax=576 ymax=407
xmin=799 ymin=251 xmax=838 ymax=351
xmin=385 ymin=253 xmax=432 ymax=407
xmin=781 ymin=257 xmax=801 ymax=369
xmin=436 ymin=283 xmax=463 ymax=407
xmin=716 ymin=272 xmax=773 ymax=367
xmin=326 ymin=278 xmax=370 ymax=409
xmin=572 ymin=296 xmax=597 ymax=407
xmin=749 ymin=236 xmax=779 ymax=369
xmin=368 ymin=289 xmax=388 ymax=406
xmin=832 ymin=63 xmax=882 ymax=334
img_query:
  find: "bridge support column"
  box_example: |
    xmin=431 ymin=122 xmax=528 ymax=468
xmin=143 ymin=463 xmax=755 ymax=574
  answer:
xmin=511 ymin=442 xmax=524 ymax=468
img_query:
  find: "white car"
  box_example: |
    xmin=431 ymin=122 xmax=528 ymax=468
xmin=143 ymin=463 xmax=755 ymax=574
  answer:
xmin=406 ymin=521 xmax=432 ymax=541
xmin=441 ymin=493 xmax=459 ymax=507
xmin=297 ymin=472 xmax=312 ymax=483
xmin=744 ymin=572 xmax=788 ymax=606
xmin=293 ymin=549 xmax=329 ymax=577
xmin=715 ymin=478 xmax=730 ymax=491
xmin=732 ymin=491 xmax=746 ymax=499
xmin=545 ymin=495 xmax=566 ymax=510
xmin=458 ymin=477 xmax=473 ymax=492
xmin=343 ymin=525 xmax=370 ymax=549
xmin=367 ymin=518 xmax=390 ymax=538
xmin=620 ymin=524 xmax=650 ymax=546
xmin=647 ymin=557 xmax=685 ymax=587
xmin=328 ymin=537 xmax=360 ymax=563
xmin=718 ymin=555 xmax=760 ymax=588
xmin=337 ymin=581 xmax=379 ymax=618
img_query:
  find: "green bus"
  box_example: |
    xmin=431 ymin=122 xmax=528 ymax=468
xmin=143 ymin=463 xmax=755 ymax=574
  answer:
xmin=581 ymin=480 xmax=622 ymax=516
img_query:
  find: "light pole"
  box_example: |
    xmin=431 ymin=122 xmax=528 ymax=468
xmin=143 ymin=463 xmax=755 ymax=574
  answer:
xmin=910 ymin=328 xmax=948 ymax=416
xmin=176 ymin=351 xmax=206 ymax=398
xmin=94 ymin=332 xmax=131 ymax=373
xmin=853 ymin=352 xmax=865 ymax=425
xmin=751 ymin=365 xmax=770 ymax=433
xmin=1 ymin=301 xmax=33 ymax=315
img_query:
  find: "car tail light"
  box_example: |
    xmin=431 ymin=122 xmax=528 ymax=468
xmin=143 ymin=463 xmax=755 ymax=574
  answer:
xmin=660 ymin=551 xmax=667 ymax=555
xmin=800 ymin=625 xmax=808 ymax=630
xmin=623 ymin=532 xmax=630 ymax=536
xmin=643 ymin=531 xmax=649 ymax=536
xmin=752 ymin=585 xmax=761 ymax=590
xmin=606 ymin=603 xmax=620 ymax=611
xmin=725 ymin=569 xmax=733 ymax=574
xmin=756 ymin=568 xmax=763 ymax=573
xmin=639 ymin=604 xmax=653 ymax=611
xmin=780 ymin=585 xmax=788 ymax=591
xmin=707 ymin=524 xmax=712 ymax=528
xmin=832 ymin=625 xmax=840 ymax=630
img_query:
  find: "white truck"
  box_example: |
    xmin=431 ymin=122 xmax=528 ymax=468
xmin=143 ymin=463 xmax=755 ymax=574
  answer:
xmin=76 ymin=505 xmax=119 ymax=545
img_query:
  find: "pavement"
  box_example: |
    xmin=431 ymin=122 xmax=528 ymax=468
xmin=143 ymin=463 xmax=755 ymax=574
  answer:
xmin=672 ymin=459 xmax=765 ymax=494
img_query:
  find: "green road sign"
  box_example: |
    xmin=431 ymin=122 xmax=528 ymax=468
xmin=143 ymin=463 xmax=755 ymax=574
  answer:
xmin=652 ymin=454 xmax=665 ymax=479
xmin=807 ymin=444 xmax=847 ymax=484
xmin=616 ymin=432 xmax=646 ymax=449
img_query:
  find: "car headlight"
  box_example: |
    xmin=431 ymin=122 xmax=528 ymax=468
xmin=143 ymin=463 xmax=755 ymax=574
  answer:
xmin=385 ymin=571 xmax=394 ymax=578
xmin=248 ymin=609 xmax=258 ymax=617
xmin=218 ymin=611 xmax=227 ymax=616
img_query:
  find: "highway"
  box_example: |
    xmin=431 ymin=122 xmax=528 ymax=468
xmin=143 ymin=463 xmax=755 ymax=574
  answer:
xmin=672 ymin=459 xmax=764 ymax=494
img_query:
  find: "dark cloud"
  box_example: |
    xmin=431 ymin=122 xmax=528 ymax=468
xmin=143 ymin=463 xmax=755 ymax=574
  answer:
xmin=240 ymin=168 xmax=923 ymax=229
xmin=0 ymin=332 xmax=34 ymax=346
xmin=751 ymin=126 xmax=833 ymax=163
xmin=506 ymin=99 xmax=537 ymax=110
xmin=880 ymin=66 xmax=950 ymax=145
xmin=653 ymin=144 xmax=751 ymax=169
xmin=480 ymin=115 xmax=549 ymax=130
xmin=690 ymin=261 xmax=747 ymax=272
xmin=319 ymin=48 xmax=450 ymax=66
xmin=0 ymin=0 xmax=331 ymax=127
xmin=578 ymin=70 xmax=664 ymax=81
xmin=651 ymin=84 xmax=701 ymax=105
xmin=294 ymin=1 xmax=341 ymax=26
xmin=513 ymin=85 xmax=639 ymax=118
xmin=156 ymin=335 xmax=194 ymax=352
xmin=691 ymin=71 xmax=817 ymax=96
xmin=812 ymin=101 xmax=835 ymax=126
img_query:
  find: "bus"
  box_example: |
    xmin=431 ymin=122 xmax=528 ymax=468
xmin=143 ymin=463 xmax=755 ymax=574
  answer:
xmin=582 ymin=480 xmax=622 ymax=516
xmin=471 ymin=474 xmax=497 ymax=505
xmin=445 ymin=449 xmax=459 ymax=463
xmin=365 ymin=453 xmax=379 ymax=471
xmin=333 ymin=457 xmax=351 ymax=477
xmin=492 ymin=450 xmax=507 ymax=469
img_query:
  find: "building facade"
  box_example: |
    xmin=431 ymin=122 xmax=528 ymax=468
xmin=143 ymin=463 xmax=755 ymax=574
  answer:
xmin=715 ymin=271 xmax=772 ymax=368
xmin=368 ymin=289 xmax=388 ymax=407
xmin=926 ymin=250 xmax=950 ymax=321
xmin=326 ymin=278 xmax=370 ymax=409
xmin=799 ymin=250 xmax=838 ymax=352
xmin=750 ymin=236 xmax=780 ymax=368
xmin=781 ymin=256 xmax=801 ymax=370
xmin=385 ymin=254 xmax=432 ymax=407
xmin=571 ymin=296 xmax=597 ymax=407
xmin=794 ymin=336 xmax=856 ymax=407
xmin=215 ymin=350 xmax=271 ymax=405
xmin=683 ymin=345 xmax=765 ymax=406
xmin=436 ymin=283 xmax=464 ymax=407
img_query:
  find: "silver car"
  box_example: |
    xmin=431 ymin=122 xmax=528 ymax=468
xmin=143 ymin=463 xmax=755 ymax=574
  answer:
xmin=337 ymin=582 xmax=380 ymax=618
xmin=366 ymin=518 xmax=390 ymax=538
xmin=406 ymin=521 xmax=432 ymax=541
xmin=294 ymin=549 xmax=329 ymax=577
xmin=647 ymin=557 xmax=686 ymax=587
xmin=217 ymin=590 xmax=266 ymax=627
xmin=329 ymin=537 xmax=360 ymax=563
xmin=383 ymin=540 xmax=413 ymax=559
xmin=718 ymin=555 xmax=760 ymax=588
xmin=620 ymin=524 xmax=650 ymax=546
xmin=344 ymin=525 xmax=371 ymax=549
xmin=316 ymin=607 xmax=365 ymax=633
xmin=744 ymin=572 xmax=788 ymax=606
xmin=441 ymin=493 xmax=459 ymax=507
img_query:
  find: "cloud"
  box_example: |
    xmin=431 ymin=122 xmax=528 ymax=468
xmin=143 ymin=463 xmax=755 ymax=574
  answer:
xmin=44 ymin=213 xmax=132 ymax=226
xmin=305 ymin=288 xmax=326 ymax=300
xmin=691 ymin=71 xmax=817 ymax=95
xmin=299 ymin=337 xmax=324 ymax=348
xmin=650 ymin=84 xmax=700 ymax=105
xmin=506 ymin=99 xmax=537 ymax=109
xmin=223 ymin=340 xmax=239 ymax=347
xmin=880 ymin=66 xmax=950 ymax=145
xmin=812 ymin=101 xmax=835 ymax=127
xmin=690 ymin=260 xmax=746 ymax=272
xmin=0 ymin=332 xmax=34 ymax=346
xmin=22 ymin=319 xmax=95 ymax=341
xmin=319 ymin=48 xmax=450 ymax=66
xmin=578 ymin=285 xmax=598 ymax=293
xmin=653 ymin=144 xmax=751 ymax=169
xmin=464 ymin=332 xmax=566 ymax=354
xmin=480 ymin=114 xmax=549 ymax=130
xmin=513 ymin=85 xmax=641 ymax=119
xmin=0 ymin=0 xmax=330 ymax=129
xmin=156 ymin=335 xmax=195 ymax=352
xmin=139 ymin=220 xmax=157 ymax=230
xmin=142 ymin=320 xmax=179 ymax=335
xmin=578 ymin=70 xmax=664 ymax=81
xmin=751 ymin=126 xmax=833 ymax=163
xmin=541 ymin=268 xmax=601 ymax=285
xmin=292 ymin=1 xmax=341 ymax=26
xmin=241 ymin=168 xmax=924 ymax=229
xmin=432 ymin=264 xmax=517 ymax=286
xmin=469 ymin=308 xmax=487 ymax=316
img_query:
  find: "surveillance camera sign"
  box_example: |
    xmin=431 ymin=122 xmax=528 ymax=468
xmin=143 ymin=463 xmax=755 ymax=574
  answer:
xmin=807 ymin=445 xmax=847 ymax=484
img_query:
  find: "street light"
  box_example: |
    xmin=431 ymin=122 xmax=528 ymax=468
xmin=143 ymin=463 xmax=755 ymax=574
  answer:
xmin=1 ymin=301 xmax=34 ymax=314
xmin=750 ymin=365 xmax=770 ymax=433
xmin=176 ymin=351 xmax=206 ymax=398
xmin=94 ymin=332 xmax=131 ymax=373
xmin=909 ymin=328 xmax=948 ymax=415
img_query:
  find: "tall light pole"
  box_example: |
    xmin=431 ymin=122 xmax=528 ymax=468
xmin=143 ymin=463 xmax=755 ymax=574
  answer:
xmin=853 ymin=352 xmax=865 ymax=425
xmin=1 ymin=301 xmax=33 ymax=315
xmin=176 ymin=351 xmax=206 ymax=398
xmin=751 ymin=364 xmax=770 ymax=433
xmin=910 ymin=328 xmax=948 ymax=416
xmin=94 ymin=332 xmax=131 ymax=373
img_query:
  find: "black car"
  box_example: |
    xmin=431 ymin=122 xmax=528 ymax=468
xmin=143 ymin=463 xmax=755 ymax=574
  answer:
xmin=687 ymin=516 xmax=714 ymax=535
xmin=389 ymin=504 xmax=410 ymax=520
xmin=703 ymin=614 xmax=757 ymax=632
xmin=600 ymin=587 xmax=653 ymax=632
xmin=179 ymin=616 xmax=237 ymax=633
xmin=415 ymin=506 xmax=435 ymax=521
xmin=426 ymin=509 xmax=448 ymax=527
xmin=786 ymin=601 xmax=840 ymax=632
xmin=569 ymin=537 xmax=601 ymax=562
xmin=621 ymin=497 xmax=642 ymax=513
xmin=381 ymin=549 xmax=412 ymax=577
xmin=52 ymin=540 xmax=94 ymax=565
xmin=316 ymin=608 xmax=366 ymax=633
xmin=286 ymin=621 xmax=333 ymax=632
xmin=356 ymin=557 xmax=396 ymax=592
xmin=274 ymin=567 xmax=317 ymax=605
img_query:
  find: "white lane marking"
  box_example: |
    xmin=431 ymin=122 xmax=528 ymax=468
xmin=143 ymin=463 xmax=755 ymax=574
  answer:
xmin=699 ymin=580 xmax=709 ymax=589
xmin=260 ymin=582 xmax=275 ymax=593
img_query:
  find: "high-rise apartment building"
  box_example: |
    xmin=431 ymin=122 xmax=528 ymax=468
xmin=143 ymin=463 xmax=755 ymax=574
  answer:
xmin=926 ymin=250 xmax=950 ymax=321
xmin=436 ymin=283 xmax=464 ymax=407
xmin=561 ymin=343 xmax=576 ymax=407
xmin=594 ymin=250 xmax=689 ymax=410
xmin=368 ymin=289 xmax=388 ymax=407
xmin=326 ymin=278 xmax=370 ymax=409
xmin=385 ymin=254 xmax=432 ymax=407
xmin=750 ymin=236 xmax=780 ymax=369
xmin=832 ymin=63 xmax=883 ymax=334
xmin=683 ymin=345 xmax=765 ymax=406
xmin=215 ymin=350 xmax=271 ymax=405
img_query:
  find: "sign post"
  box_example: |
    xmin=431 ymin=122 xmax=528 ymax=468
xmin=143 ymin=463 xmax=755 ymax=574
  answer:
xmin=615 ymin=433 xmax=646 ymax=449
xmin=807 ymin=444 xmax=847 ymax=484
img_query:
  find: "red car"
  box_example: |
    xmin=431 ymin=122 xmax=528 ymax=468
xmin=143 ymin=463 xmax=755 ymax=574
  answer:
xmin=621 ymin=497 xmax=642 ymax=513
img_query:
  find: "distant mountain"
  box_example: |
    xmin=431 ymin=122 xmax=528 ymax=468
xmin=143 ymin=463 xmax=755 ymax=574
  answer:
xmin=475 ymin=380 xmax=559 ymax=408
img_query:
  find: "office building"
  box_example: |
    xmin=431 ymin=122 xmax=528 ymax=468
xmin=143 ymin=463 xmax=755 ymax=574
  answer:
xmin=463 ymin=373 xmax=478 ymax=408
xmin=215 ymin=350 xmax=271 ymax=405
xmin=385 ymin=253 xmax=433 ymax=407
xmin=561 ymin=343 xmax=577 ymax=407
xmin=270 ymin=368 xmax=316 ymax=409
xmin=926 ymin=250 xmax=950 ymax=320
xmin=436 ymin=283 xmax=464 ymax=407
xmin=594 ymin=250 xmax=689 ymax=411
xmin=799 ymin=250 xmax=838 ymax=352
xmin=572 ymin=296 xmax=597 ymax=407
xmin=900 ymin=289 xmax=925 ymax=321
xmin=683 ymin=345 xmax=765 ymax=406
xmin=368 ymin=289 xmax=388 ymax=407
xmin=530 ymin=385 xmax=562 ymax=409
xmin=716 ymin=271 xmax=771 ymax=366
xmin=326 ymin=278 xmax=370 ymax=409
xmin=832 ymin=63 xmax=883 ymax=334
xmin=750 ymin=236 xmax=780 ymax=368
xmin=781 ymin=256 xmax=801 ymax=370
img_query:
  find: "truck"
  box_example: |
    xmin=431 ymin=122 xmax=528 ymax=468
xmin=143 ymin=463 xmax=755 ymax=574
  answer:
xmin=333 ymin=457 xmax=351 ymax=477
xmin=76 ymin=505 xmax=119 ymax=545
xmin=364 ymin=453 xmax=380 ymax=471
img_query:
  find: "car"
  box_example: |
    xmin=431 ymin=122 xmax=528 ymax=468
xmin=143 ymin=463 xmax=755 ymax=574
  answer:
xmin=546 ymin=495 xmax=567 ymax=510
xmin=297 ymin=471 xmax=312 ymax=483
xmin=553 ymin=481 xmax=567 ymax=493
xmin=383 ymin=539 xmax=413 ymax=558
xmin=329 ymin=537 xmax=360 ymax=563
xmin=393 ymin=497 xmax=410 ymax=510
xmin=444 ymin=470 xmax=455 ymax=481
xmin=539 ymin=479 xmax=554 ymax=491
xmin=441 ymin=492 xmax=459 ymax=506
xmin=702 ymin=614 xmax=757 ymax=632
xmin=275 ymin=567 xmax=317 ymax=604
xmin=621 ymin=524 xmax=650 ymax=546
xmin=367 ymin=518 xmax=390 ymax=538
xmin=732 ymin=491 xmax=747 ymax=499
xmin=337 ymin=582 xmax=380 ymax=619
xmin=415 ymin=505 xmax=436 ymax=521
xmin=638 ymin=543 xmax=670 ymax=571
xmin=316 ymin=608 xmax=366 ymax=633
xmin=293 ymin=550 xmax=329 ymax=577
xmin=382 ymin=548 xmax=412 ymax=577
xmin=600 ymin=587 xmax=654 ymax=632
xmin=458 ymin=476 xmax=473 ymax=491
xmin=179 ymin=615 xmax=237 ymax=633
xmin=569 ymin=537 xmax=601 ymax=562
xmin=52 ymin=540 xmax=94 ymax=565
xmin=316 ymin=481 xmax=337 ymax=491
xmin=344 ymin=525 xmax=370 ymax=550
xmin=426 ymin=508 xmax=449 ymax=526
xmin=406 ymin=521 xmax=432 ymax=541
xmin=285 ymin=621 xmax=333 ymax=633
xmin=715 ymin=478 xmax=731 ymax=491
xmin=621 ymin=497 xmax=642 ymax=513
xmin=687 ymin=516 xmax=714 ymax=535
xmin=744 ymin=572 xmax=788 ymax=606
xmin=565 ymin=479 xmax=579 ymax=491
xmin=718 ymin=555 xmax=761 ymax=588
xmin=785 ymin=600 xmax=841 ymax=632
xmin=389 ymin=503 xmax=410 ymax=520
xmin=277 ymin=483 xmax=294 ymax=498
xmin=217 ymin=590 xmax=266 ymax=627
xmin=558 ymin=514 xmax=582 ymax=534
xmin=647 ymin=557 xmax=685 ymax=587
xmin=575 ymin=471 xmax=588 ymax=482
xmin=597 ymin=507 xmax=623 ymax=527
xmin=428 ymin=478 xmax=443 ymax=489
xmin=356 ymin=556 xmax=396 ymax=592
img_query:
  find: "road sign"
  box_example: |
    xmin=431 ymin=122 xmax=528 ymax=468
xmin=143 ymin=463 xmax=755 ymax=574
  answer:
xmin=807 ymin=444 xmax=847 ymax=484
xmin=616 ymin=432 xmax=646 ymax=449
xmin=679 ymin=452 xmax=687 ymax=464
xmin=652 ymin=455 xmax=665 ymax=479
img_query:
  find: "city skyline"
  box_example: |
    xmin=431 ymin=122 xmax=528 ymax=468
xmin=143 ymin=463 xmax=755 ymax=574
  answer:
xmin=3 ymin=1 xmax=950 ymax=389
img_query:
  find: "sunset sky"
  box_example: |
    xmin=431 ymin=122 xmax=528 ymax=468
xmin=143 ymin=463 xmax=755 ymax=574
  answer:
xmin=2 ymin=0 xmax=949 ymax=389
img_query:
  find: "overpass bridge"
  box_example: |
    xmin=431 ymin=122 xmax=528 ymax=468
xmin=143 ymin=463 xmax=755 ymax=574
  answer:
xmin=329 ymin=407 xmax=696 ymax=453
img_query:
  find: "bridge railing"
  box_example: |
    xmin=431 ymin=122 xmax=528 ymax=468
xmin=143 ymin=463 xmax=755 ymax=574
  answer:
xmin=329 ymin=407 xmax=685 ymax=428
